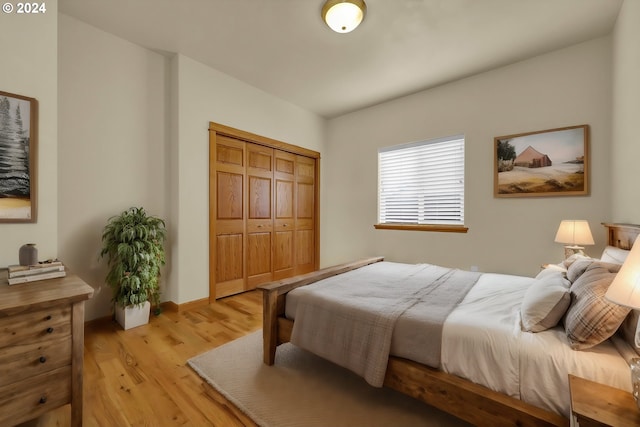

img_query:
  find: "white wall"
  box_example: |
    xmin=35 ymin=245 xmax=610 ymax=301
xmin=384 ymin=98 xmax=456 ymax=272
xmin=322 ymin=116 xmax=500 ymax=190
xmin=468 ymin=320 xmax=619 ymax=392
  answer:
xmin=323 ymin=37 xmax=612 ymax=277
xmin=58 ymin=14 xmax=170 ymax=319
xmin=58 ymin=18 xmax=325 ymax=318
xmin=611 ymin=0 xmax=640 ymax=222
xmin=170 ymin=54 xmax=325 ymax=304
xmin=9 ymin=3 xmax=632 ymax=318
xmin=0 ymin=1 xmax=58 ymax=266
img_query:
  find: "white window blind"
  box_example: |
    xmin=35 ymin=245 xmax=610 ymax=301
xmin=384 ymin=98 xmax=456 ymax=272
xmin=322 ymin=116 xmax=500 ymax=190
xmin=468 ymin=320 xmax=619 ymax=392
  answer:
xmin=378 ymin=135 xmax=465 ymax=226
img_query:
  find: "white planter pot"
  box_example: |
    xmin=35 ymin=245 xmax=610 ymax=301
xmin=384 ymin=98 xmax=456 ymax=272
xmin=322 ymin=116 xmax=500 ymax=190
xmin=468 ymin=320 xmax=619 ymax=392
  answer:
xmin=114 ymin=301 xmax=151 ymax=330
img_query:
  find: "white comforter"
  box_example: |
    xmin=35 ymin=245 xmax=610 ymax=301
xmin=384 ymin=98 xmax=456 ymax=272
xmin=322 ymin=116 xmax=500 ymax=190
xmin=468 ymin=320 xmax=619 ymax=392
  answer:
xmin=286 ymin=265 xmax=633 ymax=417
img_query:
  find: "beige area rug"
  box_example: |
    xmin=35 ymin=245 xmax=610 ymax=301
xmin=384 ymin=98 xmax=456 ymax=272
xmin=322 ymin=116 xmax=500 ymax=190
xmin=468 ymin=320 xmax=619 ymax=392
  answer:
xmin=188 ymin=332 xmax=471 ymax=427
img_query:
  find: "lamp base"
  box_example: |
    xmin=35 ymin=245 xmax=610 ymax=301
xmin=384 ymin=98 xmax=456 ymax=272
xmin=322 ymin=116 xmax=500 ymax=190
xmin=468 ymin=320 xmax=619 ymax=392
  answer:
xmin=564 ymin=245 xmax=585 ymax=259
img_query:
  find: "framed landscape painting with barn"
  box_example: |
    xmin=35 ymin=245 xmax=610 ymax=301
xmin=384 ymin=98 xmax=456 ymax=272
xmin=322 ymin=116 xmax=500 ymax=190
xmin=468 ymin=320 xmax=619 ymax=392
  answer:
xmin=494 ymin=125 xmax=588 ymax=198
xmin=0 ymin=90 xmax=37 ymax=222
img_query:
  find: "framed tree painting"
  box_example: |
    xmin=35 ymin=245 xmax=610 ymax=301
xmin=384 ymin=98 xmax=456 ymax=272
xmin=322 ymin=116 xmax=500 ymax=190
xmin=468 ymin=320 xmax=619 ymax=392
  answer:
xmin=494 ymin=124 xmax=588 ymax=198
xmin=0 ymin=90 xmax=38 ymax=222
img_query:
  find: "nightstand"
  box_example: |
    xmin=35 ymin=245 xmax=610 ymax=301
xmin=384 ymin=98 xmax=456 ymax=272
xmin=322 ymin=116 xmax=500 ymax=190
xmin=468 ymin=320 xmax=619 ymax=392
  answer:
xmin=569 ymin=374 xmax=640 ymax=427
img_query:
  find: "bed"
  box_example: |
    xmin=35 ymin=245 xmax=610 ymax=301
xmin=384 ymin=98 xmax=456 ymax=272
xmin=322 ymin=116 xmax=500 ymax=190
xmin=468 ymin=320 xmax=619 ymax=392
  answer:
xmin=258 ymin=223 xmax=640 ymax=427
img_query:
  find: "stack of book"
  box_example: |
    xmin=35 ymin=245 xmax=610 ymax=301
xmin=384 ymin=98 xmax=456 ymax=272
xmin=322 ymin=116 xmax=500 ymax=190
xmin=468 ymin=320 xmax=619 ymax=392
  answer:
xmin=7 ymin=261 xmax=66 ymax=285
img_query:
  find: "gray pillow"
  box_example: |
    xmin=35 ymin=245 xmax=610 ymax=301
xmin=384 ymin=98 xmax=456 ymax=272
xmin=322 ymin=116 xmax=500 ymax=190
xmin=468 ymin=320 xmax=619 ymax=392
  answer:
xmin=618 ymin=310 xmax=640 ymax=355
xmin=521 ymin=271 xmax=571 ymax=332
xmin=566 ymin=258 xmax=621 ymax=283
xmin=566 ymin=258 xmax=594 ymax=283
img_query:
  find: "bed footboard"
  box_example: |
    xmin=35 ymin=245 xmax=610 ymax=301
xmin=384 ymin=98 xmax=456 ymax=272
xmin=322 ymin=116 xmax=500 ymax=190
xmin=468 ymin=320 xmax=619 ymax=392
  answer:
xmin=257 ymin=257 xmax=384 ymax=365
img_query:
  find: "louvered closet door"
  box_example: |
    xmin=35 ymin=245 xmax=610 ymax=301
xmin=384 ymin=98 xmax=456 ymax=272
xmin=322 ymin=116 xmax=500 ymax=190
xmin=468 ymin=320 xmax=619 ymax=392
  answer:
xmin=213 ymin=136 xmax=246 ymax=298
xmin=273 ymin=150 xmax=296 ymax=280
xmin=295 ymin=155 xmax=316 ymax=275
xmin=246 ymin=143 xmax=274 ymax=289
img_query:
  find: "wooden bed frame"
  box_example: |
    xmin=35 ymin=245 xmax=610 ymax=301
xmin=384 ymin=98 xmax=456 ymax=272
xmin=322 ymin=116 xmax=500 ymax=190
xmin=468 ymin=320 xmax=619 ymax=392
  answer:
xmin=258 ymin=223 xmax=639 ymax=427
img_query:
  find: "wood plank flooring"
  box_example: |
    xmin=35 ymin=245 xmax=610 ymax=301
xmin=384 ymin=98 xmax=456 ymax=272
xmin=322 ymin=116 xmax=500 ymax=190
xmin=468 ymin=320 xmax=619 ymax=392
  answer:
xmin=21 ymin=291 xmax=262 ymax=427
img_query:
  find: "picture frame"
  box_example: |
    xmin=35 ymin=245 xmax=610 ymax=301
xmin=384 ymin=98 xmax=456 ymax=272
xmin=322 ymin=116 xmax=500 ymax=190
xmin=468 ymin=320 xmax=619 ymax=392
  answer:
xmin=0 ymin=90 xmax=38 ymax=222
xmin=494 ymin=124 xmax=588 ymax=198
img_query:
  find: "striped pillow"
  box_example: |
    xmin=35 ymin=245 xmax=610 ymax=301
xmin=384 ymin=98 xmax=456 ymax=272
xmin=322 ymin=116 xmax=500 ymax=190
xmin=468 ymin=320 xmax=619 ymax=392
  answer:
xmin=564 ymin=263 xmax=630 ymax=350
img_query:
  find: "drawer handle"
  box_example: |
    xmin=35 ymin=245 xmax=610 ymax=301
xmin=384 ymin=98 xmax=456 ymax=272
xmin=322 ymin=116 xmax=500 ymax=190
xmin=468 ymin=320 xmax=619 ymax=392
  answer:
xmin=46 ymin=327 xmax=54 ymax=334
xmin=39 ymin=396 xmax=47 ymax=404
xmin=39 ymin=356 xmax=47 ymax=363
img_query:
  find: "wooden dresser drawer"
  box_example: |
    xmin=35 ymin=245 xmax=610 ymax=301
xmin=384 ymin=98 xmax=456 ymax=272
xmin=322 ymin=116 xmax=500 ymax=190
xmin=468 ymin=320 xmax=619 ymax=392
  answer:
xmin=0 ymin=306 xmax=71 ymax=348
xmin=0 ymin=366 xmax=71 ymax=426
xmin=0 ymin=336 xmax=71 ymax=387
xmin=0 ymin=272 xmax=93 ymax=427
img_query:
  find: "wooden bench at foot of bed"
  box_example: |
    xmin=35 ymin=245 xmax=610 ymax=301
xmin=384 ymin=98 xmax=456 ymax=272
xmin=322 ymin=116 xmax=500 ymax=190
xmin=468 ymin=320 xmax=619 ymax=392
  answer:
xmin=258 ymin=257 xmax=568 ymax=427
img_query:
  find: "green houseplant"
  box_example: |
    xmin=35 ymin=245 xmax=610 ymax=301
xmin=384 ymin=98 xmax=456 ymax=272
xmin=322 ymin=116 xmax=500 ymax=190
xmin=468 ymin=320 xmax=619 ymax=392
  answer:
xmin=100 ymin=207 xmax=167 ymax=328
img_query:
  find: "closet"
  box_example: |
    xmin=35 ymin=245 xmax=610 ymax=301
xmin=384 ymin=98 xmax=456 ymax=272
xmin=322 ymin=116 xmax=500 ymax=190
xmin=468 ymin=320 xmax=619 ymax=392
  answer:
xmin=209 ymin=122 xmax=320 ymax=299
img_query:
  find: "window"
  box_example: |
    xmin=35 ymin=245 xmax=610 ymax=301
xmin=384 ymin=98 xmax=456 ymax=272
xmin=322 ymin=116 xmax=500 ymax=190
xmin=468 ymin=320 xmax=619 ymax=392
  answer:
xmin=376 ymin=135 xmax=467 ymax=232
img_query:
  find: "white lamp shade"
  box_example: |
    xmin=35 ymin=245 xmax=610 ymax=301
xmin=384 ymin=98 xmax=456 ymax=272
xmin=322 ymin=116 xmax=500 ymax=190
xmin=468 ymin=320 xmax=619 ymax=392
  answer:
xmin=554 ymin=220 xmax=595 ymax=246
xmin=606 ymin=241 xmax=640 ymax=309
xmin=322 ymin=0 xmax=366 ymax=33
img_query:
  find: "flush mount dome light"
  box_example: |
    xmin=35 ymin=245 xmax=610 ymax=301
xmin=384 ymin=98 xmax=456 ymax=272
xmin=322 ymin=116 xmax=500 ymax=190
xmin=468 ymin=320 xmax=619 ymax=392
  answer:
xmin=321 ymin=0 xmax=366 ymax=33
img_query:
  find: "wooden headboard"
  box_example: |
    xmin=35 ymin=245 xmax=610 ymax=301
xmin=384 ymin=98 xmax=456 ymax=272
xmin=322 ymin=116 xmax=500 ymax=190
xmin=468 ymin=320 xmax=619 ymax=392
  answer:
xmin=602 ymin=222 xmax=640 ymax=250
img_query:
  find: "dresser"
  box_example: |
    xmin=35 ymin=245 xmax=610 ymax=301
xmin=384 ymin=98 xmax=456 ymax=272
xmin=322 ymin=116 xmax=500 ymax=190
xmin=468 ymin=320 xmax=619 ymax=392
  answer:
xmin=0 ymin=271 xmax=93 ymax=427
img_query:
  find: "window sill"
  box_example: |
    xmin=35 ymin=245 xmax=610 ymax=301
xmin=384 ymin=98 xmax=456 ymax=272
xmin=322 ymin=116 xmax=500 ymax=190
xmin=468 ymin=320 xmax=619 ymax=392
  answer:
xmin=373 ymin=224 xmax=469 ymax=233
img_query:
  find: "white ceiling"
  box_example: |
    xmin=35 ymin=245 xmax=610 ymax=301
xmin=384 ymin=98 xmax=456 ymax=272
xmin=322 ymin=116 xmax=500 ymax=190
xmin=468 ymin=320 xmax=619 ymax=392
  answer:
xmin=58 ymin=0 xmax=623 ymax=118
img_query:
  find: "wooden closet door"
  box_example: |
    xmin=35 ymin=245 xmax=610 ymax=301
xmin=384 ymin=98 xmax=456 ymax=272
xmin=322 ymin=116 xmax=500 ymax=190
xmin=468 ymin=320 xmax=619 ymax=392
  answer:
xmin=273 ymin=150 xmax=296 ymax=280
xmin=295 ymin=155 xmax=316 ymax=275
xmin=246 ymin=143 xmax=274 ymax=288
xmin=209 ymin=121 xmax=320 ymax=301
xmin=212 ymin=135 xmax=246 ymax=298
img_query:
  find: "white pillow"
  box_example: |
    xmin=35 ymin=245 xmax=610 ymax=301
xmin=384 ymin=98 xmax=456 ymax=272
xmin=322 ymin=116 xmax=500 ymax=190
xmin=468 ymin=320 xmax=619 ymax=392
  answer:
xmin=535 ymin=264 xmax=566 ymax=279
xmin=600 ymin=245 xmax=630 ymax=264
xmin=521 ymin=271 xmax=571 ymax=333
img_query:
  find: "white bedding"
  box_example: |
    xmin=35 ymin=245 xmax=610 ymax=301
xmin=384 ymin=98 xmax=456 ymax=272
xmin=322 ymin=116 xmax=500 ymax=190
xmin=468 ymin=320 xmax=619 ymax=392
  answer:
xmin=442 ymin=272 xmax=631 ymax=417
xmin=286 ymin=264 xmax=632 ymax=417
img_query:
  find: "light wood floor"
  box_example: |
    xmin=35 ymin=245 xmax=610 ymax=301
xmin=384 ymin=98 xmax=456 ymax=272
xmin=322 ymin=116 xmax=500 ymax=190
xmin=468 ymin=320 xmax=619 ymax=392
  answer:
xmin=22 ymin=291 xmax=263 ymax=427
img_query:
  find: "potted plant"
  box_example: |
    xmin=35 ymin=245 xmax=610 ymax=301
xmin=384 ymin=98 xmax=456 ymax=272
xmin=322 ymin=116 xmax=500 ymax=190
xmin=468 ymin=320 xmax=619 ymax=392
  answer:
xmin=100 ymin=207 xmax=167 ymax=329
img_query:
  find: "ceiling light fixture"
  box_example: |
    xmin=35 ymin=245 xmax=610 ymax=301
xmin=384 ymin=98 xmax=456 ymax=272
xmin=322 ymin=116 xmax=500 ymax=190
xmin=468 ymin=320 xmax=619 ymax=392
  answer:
xmin=321 ymin=0 xmax=366 ymax=34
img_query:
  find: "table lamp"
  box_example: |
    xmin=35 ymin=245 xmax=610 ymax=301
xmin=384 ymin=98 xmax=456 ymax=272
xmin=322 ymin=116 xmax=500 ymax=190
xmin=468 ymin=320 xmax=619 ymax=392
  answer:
xmin=605 ymin=240 xmax=640 ymax=409
xmin=554 ymin=220 xmax=595 ymax=258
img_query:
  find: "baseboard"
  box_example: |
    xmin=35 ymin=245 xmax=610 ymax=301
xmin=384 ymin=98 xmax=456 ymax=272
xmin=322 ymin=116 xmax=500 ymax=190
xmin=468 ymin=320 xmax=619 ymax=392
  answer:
xmin=84 ymin=314 xmax=113 ymax=326
xmin=160 ymin=300 xmax=179 ymax=312
xmin=161 ymin=297 xmax=209 ymax=312
xmin=84 ymin=298 xmax=211 ymax=325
